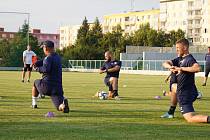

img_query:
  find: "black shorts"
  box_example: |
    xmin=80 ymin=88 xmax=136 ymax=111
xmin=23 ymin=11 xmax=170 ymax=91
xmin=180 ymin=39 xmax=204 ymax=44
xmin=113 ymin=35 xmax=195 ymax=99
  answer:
xmin=178 ymin=93 xmax=197 ymax=114
xmin=23 ymin=64 xmax=32 ymax=72
xmin=34 ymin=79 xmax=50 ymax=96
xmin=205 ymin=66 xmax=210 ymax=77
xmin=180 ymin=104 xmax=195 ymax=114
xmin=104 ymin=77 xmax=111 ymax=87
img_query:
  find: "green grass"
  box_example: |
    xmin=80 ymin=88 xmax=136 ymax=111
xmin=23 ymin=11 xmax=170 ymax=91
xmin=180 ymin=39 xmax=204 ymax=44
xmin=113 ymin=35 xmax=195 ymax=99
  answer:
xmin=0 ymin=71 xmax=210 ymax=140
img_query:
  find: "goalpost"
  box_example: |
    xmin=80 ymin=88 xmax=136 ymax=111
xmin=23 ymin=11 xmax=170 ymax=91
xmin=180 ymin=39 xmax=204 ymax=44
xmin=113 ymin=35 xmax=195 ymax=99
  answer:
xmin=0 ymin=11 xmax=30 ymax=46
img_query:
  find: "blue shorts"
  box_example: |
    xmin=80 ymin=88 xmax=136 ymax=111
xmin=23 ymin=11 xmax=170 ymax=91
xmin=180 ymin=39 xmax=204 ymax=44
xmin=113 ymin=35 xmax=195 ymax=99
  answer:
xmin=34 ymin=79 xmax=64 ymax=110
xmin=178 ymin=92 xmax=197 ymax=114
xmin=180 ymin=104 xmax=195 ymax=114
xmin=205 ymin=66 xmax=210 ymax=77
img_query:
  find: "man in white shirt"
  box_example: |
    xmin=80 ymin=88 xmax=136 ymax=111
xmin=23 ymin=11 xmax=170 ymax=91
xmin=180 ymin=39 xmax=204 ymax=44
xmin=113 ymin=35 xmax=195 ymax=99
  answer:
xmin=22 ymin=45 xmax=36 ymax=82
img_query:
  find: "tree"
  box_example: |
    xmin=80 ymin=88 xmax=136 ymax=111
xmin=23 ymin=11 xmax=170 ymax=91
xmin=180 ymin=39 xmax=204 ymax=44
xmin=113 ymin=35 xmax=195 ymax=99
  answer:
xmin=0 ymin=39 xmax=11 ymax=66
xmin=76 ymin=17 xmax=90 ymax=46
xmin=7 ymin=22 xmax=41 ymax=66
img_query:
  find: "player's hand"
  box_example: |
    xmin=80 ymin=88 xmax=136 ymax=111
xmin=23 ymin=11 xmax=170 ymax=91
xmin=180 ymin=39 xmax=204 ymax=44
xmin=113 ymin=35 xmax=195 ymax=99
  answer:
xmin=164 ymin=77 xmax=169 ymax=83
xmin=99 ymin=69 xmax=106 ymax=74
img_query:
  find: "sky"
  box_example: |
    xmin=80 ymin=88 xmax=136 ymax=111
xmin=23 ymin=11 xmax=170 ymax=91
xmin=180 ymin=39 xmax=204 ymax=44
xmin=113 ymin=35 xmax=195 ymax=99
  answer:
xmin=0 ymin=0 xmax=159 ymax=33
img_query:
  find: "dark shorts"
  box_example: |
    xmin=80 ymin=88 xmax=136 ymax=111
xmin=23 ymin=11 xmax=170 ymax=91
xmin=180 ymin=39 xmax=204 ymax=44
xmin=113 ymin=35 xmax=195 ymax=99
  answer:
xmin=178 ymin=92 xmax=197 ymax=114
xmin=180 ymin=104 xmax=195 ymax=114
xmin=104 ymin=77 xmax=111 ymax=87
xmin=34 ymin=79 xmax=64 ymax=110
xmin=23 ymin=64 xmax=32 ymax=72
xmin=205 ymin=66 xmax=210 ymax=77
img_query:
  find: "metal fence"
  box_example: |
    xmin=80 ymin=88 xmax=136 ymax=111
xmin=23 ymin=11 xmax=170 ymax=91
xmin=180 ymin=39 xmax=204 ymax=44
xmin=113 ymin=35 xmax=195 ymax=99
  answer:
xmin=69 ymin=60 xmax=206 ymax=72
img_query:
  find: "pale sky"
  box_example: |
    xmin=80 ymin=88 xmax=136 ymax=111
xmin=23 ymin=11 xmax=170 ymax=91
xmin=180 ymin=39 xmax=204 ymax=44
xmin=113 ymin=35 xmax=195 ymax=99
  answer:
xmin=0 ymin=0 xmax=159 ymax=33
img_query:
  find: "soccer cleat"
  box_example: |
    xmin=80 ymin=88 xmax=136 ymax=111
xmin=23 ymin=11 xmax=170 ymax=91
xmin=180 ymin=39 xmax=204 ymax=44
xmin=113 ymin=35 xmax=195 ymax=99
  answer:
xmin=63 ymin=98 xmax=69 ymax=113
xmin=21 ymin=80 xmax=24 ymax=83
xmin=160 ymin=112 xmax=174 ymax=118
xmin=202 ymin=83 xmax=206 ymax=86
xmin=114 ymin=96 xmax=121 ymax=100
xmin=27 ymin=79 xmax=30 ymax=83
xmin=32 ymin=105 xmax=38 ymax=109
xmin=163 ymin=90 xmax=167 ymax=96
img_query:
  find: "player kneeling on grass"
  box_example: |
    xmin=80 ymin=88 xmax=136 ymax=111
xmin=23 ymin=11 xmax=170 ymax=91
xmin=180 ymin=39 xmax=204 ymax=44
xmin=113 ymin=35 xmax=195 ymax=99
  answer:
xmin=32 ymin=40 xmax=69 ymax=113
xmin=99 ymin=51 xmax=121 ymax=100
xmin=162 ymin=38 xmax=210 ymax=123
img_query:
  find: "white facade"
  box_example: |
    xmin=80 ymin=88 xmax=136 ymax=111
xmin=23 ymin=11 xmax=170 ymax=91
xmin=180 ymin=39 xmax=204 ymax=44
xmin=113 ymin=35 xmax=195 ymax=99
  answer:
xmin=103 ymin=9 xmax=160 ymax=34
xmin=160 ymin=0 xmax=210 ymax=46
xmin=59 ymin=25 xmax=80 ymax=49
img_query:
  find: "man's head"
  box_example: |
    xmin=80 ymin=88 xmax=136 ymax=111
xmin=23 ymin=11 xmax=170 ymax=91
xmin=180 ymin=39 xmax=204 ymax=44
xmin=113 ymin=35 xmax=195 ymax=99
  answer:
xmin=175 ymin=38 xmax=189 ymax=57
xmin=40 ymin=40 xmax=55 ymax=55
xmin=27 ymin=45 xmax=31 ymax=51
xmin=208 ymin=46 xmax=210 ymax=53
xmin=104 ymin=51 xmax=112 ymax=62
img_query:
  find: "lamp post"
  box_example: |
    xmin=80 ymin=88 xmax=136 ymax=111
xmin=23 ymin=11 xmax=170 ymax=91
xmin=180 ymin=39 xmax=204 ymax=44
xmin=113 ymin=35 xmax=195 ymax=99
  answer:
xmin=0 ymin=11 xmax=30 ymax=46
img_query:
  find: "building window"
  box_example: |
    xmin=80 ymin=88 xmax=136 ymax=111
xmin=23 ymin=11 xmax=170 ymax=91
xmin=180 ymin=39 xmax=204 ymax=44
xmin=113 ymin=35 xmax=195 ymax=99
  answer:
xmin=2 ymin=34 xmax=6 ymax=38
xmin=125 ymin=17 xmax=129 ymax=21
xmin=205 ymin=28 xmax=207 ymax=33
xmin=10 ymin=34 xmax=14 ymax=38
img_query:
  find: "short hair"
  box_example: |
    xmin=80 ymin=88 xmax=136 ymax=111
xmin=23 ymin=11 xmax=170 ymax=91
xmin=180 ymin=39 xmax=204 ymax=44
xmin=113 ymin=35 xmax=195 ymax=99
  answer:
xmin=105 ymin=51 xmax=112 ymax=55
xmin=176 ymin=38 xmax=189 ymax=48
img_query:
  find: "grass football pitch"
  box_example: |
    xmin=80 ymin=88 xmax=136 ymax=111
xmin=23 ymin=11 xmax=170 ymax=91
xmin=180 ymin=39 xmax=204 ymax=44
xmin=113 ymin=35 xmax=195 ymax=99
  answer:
xmin=0 ymin=71 xmax=210 ymax=140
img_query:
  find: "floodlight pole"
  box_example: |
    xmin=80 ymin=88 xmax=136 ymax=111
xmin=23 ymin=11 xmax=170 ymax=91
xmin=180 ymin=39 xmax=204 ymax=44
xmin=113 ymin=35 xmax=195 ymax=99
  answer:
xmin=0 ymin=11 xmax=30 ymax=46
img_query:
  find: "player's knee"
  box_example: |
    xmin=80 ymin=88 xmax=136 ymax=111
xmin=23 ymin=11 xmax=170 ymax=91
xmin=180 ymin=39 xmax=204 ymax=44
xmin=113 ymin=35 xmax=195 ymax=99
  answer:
xmin=183 ymin=112 xmax=195 ymax=123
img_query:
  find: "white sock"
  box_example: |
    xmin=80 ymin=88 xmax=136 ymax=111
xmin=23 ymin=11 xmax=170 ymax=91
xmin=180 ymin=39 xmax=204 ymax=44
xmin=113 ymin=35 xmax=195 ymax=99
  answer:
xmin=32 ymin=96 xmax=38 ymax=106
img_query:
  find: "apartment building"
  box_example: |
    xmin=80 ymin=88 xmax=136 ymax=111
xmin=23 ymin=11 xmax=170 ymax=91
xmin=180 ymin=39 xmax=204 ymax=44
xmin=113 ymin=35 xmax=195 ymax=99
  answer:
xmin=0 ymin=27 xmax=60 ymax=48
xmin=59 ymin=25 xmax=80 ymax=49
xmin=102 ymin=9 xmax=160 ymax=34
xmin=160 ymin=0 xmax=210 ymax=46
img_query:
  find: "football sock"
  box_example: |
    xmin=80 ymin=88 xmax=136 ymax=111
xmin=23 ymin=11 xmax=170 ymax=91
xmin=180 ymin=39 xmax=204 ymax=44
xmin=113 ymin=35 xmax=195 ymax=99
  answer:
xmin=207 ymin=116 xmax=210 ymax=123
xmin=168 ymin=106 xmax=176 ymax=115
xmin=109 ymin=84 xmax=113 ymax=91
xmin=32 ymin=96 xmax=38 ymax=106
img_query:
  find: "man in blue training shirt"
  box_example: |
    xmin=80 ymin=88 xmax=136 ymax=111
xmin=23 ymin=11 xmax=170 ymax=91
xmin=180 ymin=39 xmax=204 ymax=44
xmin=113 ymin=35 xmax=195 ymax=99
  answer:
xmin=32 ymin=40 xmax=69 ymax=113
xmin=163 ymin=38 xmax=210 ymax=123
xmin=202 ymin=46 xmax=210 ymax=86
xmin=99 ymin=51 xmax=121 ymax=100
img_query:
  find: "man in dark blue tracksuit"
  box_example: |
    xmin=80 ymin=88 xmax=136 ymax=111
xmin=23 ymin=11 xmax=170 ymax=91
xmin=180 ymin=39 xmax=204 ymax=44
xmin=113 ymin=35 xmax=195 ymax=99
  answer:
xmin=32 ymin=40 xmax=69 ymax=113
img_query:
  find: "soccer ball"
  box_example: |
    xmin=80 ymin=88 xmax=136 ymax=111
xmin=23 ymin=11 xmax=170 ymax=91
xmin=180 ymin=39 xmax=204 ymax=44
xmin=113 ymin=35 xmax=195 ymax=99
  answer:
xmin=98 ymin=91 xmax=108 ymax=100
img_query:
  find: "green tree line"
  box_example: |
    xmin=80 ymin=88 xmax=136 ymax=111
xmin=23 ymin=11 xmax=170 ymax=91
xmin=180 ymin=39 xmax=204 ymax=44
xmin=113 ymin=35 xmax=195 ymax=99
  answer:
xmin=0 ymin=18 xmax=185 ymax=67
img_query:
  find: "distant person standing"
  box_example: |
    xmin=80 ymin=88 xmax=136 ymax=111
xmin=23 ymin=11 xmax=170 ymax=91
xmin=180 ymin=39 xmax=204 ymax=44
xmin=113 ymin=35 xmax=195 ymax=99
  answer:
xmin=202 ymin=46 xmax=210 ymax=86
xmin=22 ymin=45 xmax=36 ymax=82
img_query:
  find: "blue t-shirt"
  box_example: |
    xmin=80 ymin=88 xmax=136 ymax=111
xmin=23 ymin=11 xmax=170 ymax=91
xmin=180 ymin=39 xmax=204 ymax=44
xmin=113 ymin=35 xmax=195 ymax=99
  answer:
xmin=36 ymin=52 xmax=63 ymax=94
xmin=101 ymin=60 xmax=121 ymax=78
xmin=172 ymin=54 xmax=198 ymax=97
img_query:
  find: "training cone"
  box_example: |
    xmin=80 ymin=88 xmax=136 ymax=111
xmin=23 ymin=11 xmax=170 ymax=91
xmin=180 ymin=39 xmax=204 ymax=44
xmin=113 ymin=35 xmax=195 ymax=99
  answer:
xmin=154 ymin=96 xmax=161 ymax=100
xmin=44 ymin=112 xmax=55 ymax=118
